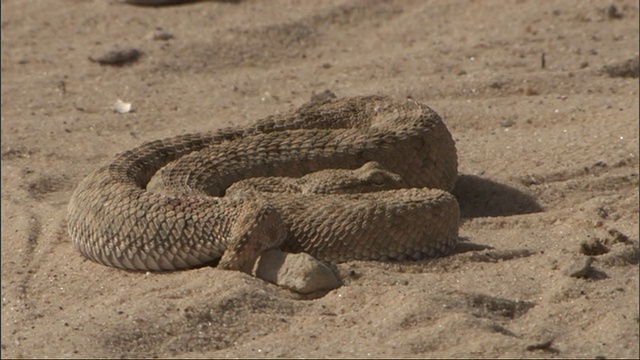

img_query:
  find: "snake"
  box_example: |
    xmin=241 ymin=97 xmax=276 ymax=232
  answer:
xmin=67 ymin=95 xmax=459 ymax=272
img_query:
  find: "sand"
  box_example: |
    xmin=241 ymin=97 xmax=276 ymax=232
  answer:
xmin=1 ymin=0 xmax=638 ymax=358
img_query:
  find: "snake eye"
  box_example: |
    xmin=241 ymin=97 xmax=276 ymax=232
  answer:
xmin=367 ymin=171 xmax=388 ymax=186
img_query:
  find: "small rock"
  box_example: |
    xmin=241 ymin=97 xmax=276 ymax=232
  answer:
xmin=526 ymin=338 xmax=555 ymax=352
xmin=253 ymin=249 xmax=341 ymax=294
xmin=147 ymin=30 xmax=174 ymax=41
xmin=596 ymin=206 xmax=609 ymax=219
xmin=500 ymin=120 xmax=515 ymax=128
xmin=603 ymin=57 xmax=639 ymax=78
xmin=112 ymin=99 xmax=133 ymax=114
xmin=606 ymin=4 xmax=623 ymax=19
xmin=608 ymin=228 xmax=630 ymax=244
xmin=89 ymin=48 xmax=142 ymax=66
xmin=523 ymin=86 xmax=539 ymax=96
xmin=580 ymin=239 xmax=609 ymax=256
xmin=601 ymin=243 xmax=640 ymax=266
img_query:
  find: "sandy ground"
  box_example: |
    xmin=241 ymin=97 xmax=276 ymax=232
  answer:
xmin=1 ymin=0 xmax=639 ymax=358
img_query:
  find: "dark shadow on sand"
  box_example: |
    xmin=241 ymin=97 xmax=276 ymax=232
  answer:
xmin=452 ymin=174 xmax=544 ymax=219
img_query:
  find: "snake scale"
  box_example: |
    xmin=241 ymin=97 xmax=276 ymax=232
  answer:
xmin=67 ymin=95 xmax=460 ymax=272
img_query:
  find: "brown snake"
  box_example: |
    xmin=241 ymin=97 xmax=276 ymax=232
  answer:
xmin=67 ymin=95 xmax=459 ymax=271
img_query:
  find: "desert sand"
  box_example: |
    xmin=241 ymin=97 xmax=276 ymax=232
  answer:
xmin=1 ymin=0 xmax=639 ymax=358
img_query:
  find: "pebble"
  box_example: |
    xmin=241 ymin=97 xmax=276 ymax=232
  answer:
xmin=89 ymin=48 xmax=142 ymax=66
xmin=526 ymin=338 xmax=555 ymax=352
xmin=252 ymin=249 xmax=341 ymax=294
xmin=566 ymin=257 xmax=594 ymax=279
xmin=580 ymin=239 xmax=609 ymax=256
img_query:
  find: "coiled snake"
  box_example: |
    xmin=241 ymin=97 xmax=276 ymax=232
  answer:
xmin=67 ymin=95 xmax=459 ymax=272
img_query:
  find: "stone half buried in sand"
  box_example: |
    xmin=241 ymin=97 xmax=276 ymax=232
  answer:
xmin=252 ymin=249 xmax=341 ymax=294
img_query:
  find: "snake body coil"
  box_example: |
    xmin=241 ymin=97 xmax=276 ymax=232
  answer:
xmin=68 ymin=96 xmax=459 ymax=271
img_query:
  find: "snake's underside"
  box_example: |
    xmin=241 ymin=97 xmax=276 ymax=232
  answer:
xmin=67 ymin=95 xmax=460 ymax=271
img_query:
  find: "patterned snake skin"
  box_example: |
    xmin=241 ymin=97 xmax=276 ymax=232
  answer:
xmin=67 ymin=95 xmax=459 ymax=271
